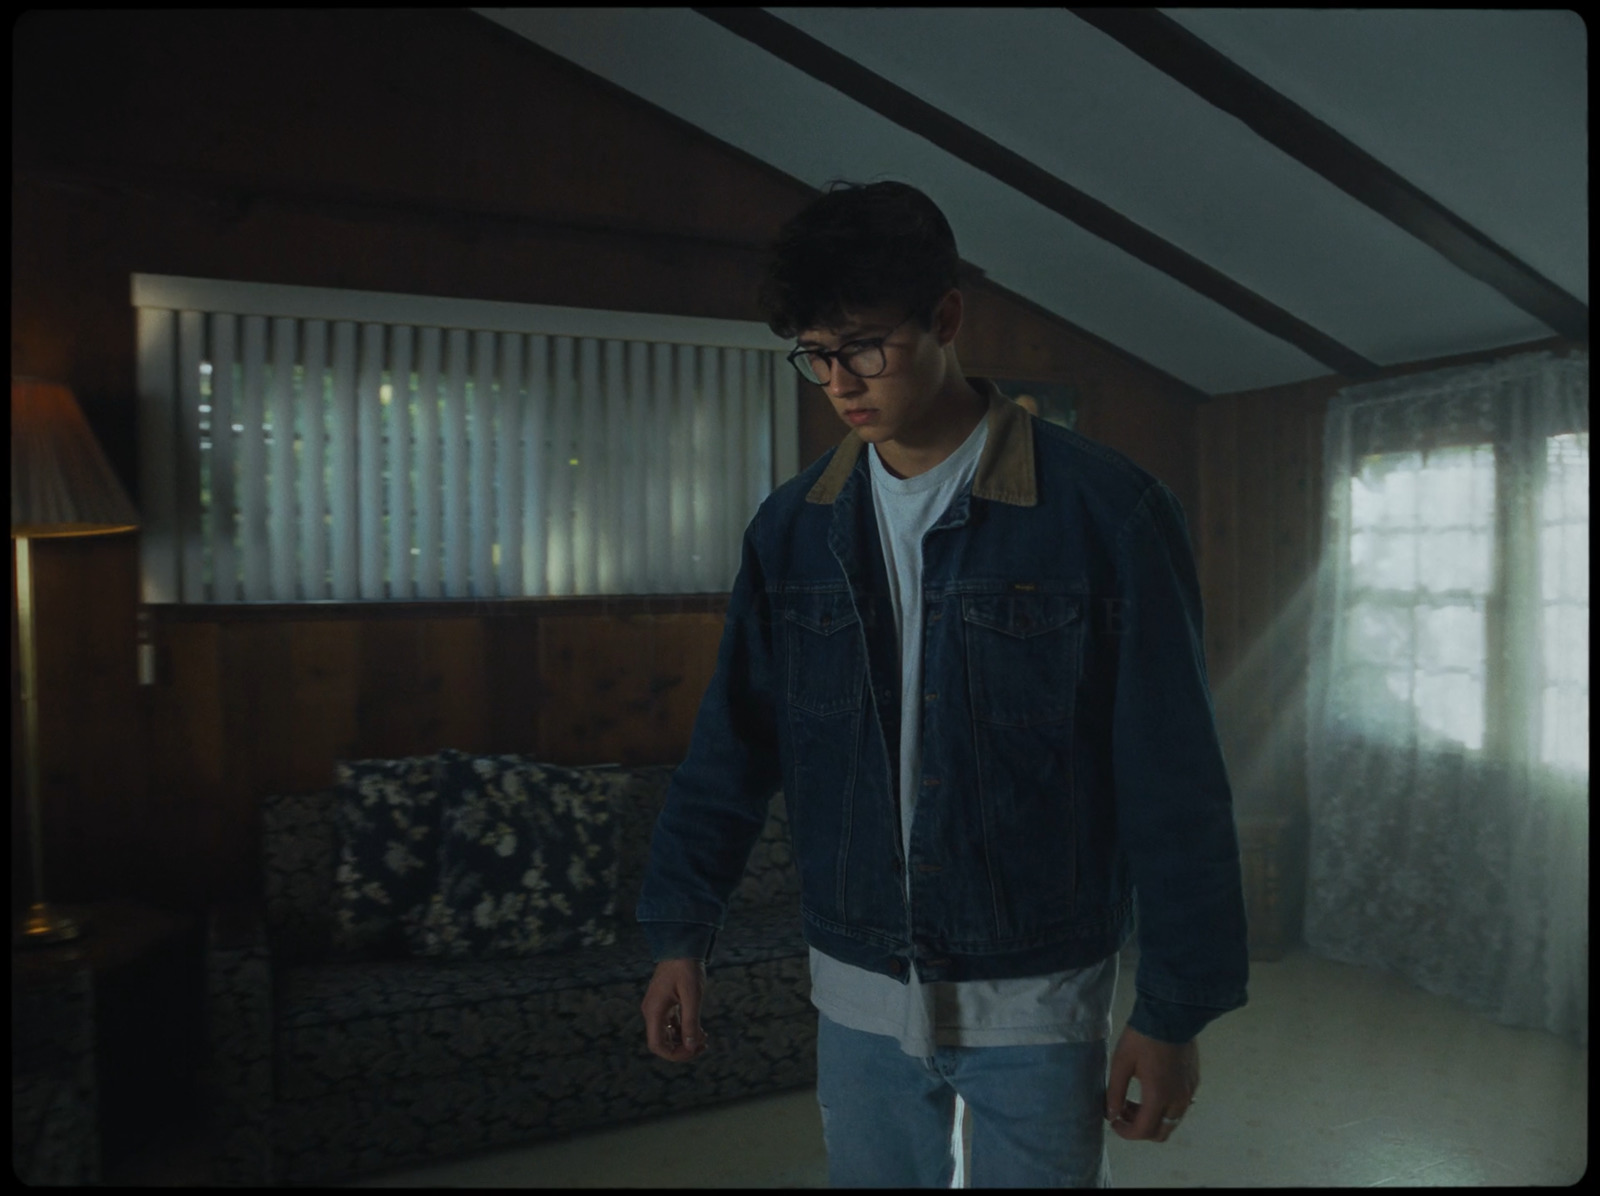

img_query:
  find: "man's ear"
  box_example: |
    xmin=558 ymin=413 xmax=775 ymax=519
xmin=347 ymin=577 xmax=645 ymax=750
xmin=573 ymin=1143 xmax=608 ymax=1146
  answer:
xmin=936 ymin=288 xmax=964 ymax=346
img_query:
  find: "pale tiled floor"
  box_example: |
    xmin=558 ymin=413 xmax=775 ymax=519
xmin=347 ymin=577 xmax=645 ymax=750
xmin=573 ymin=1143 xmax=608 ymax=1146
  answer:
xmin=110 ymin=944 xmax=1586 ymax=1188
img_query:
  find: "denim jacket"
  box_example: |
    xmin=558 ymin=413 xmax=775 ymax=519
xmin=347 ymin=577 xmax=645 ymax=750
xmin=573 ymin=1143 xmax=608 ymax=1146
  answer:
xmin=638 ymin=380 xmax=1249 ymax=1044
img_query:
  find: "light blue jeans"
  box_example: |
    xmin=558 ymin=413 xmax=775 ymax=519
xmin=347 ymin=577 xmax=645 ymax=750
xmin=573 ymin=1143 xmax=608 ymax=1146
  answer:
xmin=815 ymin=1013 xmax=1112 ymax=1188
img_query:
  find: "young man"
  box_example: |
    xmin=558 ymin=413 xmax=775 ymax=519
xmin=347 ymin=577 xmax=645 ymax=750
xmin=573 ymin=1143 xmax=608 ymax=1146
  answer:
xmin=637 ymin=180 xmax=1249 ymax=1187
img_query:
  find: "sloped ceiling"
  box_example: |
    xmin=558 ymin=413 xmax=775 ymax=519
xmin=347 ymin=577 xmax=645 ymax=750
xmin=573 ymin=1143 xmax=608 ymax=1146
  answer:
xmin=474 ymin=7 xmax=1586 ymax=397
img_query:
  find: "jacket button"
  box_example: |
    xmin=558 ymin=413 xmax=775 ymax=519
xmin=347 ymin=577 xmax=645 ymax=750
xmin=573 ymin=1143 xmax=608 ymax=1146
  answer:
xmin=889 ymin=958 xmax=905 ymax=977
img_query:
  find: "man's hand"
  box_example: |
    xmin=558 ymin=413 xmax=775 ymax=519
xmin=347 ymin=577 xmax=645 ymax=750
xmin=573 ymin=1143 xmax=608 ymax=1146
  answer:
xmin=1105 ymin=1023 xmax=1199 ymax=1144
xmin=641 ymin=957 xmax=711 ymax=1063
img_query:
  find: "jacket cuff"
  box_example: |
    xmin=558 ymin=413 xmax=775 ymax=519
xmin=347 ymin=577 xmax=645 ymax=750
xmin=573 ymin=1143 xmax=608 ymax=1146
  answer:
xmin=1126 ymin=993 xmax=1228 ymax=1045
xmin=638 ymin=920 xmax=718 ymax=964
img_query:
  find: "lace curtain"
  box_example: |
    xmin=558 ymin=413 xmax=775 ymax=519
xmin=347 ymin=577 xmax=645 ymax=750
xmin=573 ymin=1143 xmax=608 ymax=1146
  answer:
xmin=1305 ymin=349 xmax=1588 ymax=1046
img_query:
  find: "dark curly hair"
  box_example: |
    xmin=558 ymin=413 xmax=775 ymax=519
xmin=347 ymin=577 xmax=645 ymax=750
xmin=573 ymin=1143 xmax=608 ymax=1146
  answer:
xmin=756 ymin=179 xmax=969 ymax=340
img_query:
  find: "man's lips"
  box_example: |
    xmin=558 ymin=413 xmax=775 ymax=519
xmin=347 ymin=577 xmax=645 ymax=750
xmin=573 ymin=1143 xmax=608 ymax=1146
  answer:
xmin=844 ymin=409 xmax=876 ymax=424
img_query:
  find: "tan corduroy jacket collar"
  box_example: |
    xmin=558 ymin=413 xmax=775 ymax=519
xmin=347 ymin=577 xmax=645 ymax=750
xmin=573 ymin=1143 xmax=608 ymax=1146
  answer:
xmin=803 ymin=377 xmax=1037 ymax=507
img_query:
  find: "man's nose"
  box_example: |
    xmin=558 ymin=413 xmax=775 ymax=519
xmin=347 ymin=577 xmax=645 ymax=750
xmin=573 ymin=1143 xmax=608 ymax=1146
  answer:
xmin=827 ymin=362 xmax=864 ymax=398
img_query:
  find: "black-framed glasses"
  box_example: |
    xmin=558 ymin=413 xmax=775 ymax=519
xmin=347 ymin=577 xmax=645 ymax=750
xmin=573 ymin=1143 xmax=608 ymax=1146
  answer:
xmin=785 ymin=315 xmax=915 ymax=386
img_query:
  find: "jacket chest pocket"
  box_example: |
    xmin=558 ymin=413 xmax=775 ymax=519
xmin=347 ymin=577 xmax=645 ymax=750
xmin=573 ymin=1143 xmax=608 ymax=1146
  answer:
xmin=963 ymin=592 xmax=1083 ymax=727
xmin=785 ymin=592 xmax=865 ymax=717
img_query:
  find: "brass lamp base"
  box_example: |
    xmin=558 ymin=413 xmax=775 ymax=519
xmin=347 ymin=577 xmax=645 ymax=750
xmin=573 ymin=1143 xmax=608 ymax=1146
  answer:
xmin=13 ymin=901 xmax=83 ymax=948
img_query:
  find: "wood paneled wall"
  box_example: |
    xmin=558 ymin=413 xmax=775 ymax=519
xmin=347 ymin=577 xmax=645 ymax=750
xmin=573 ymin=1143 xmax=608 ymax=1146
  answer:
xmin=1197 ymin=387 xmax=1326 ymax=821
xmin=1195 ymin=387 xmax=1326 ymax=949
xmin=12 ymin=9 xmax=1202 ymax=913
xmin=12 ymin=9 xmax=1199 ymax=509
xmin=132 ymin=600 xmax=725 ymax=908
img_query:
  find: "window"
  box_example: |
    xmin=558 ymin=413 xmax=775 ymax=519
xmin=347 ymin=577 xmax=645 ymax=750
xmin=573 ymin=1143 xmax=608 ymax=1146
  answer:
xmin=1344 ymin=444 xmax=1496 ymax=751
xmin=1541 ymin=432 xmax=1589 ymax=773
xmin=134 ymin=275 xmax=799 ymax=602
xmin=1333 ymin=426 xmax=1588 ymax=776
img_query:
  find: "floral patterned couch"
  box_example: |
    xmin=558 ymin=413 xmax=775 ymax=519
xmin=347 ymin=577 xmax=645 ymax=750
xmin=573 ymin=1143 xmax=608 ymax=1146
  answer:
xmin=203 ymin=752 xmax=814 ymax=1186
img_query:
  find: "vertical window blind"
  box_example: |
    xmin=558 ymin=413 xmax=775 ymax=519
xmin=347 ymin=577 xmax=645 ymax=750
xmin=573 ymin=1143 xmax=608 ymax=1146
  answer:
xmin=133 ymin=275 xmax=799 ymax=603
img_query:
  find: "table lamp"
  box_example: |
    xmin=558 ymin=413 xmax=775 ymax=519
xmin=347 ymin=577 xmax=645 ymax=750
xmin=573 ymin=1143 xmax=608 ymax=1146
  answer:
xmin=11 ymin=377 xmax=140 ymax=945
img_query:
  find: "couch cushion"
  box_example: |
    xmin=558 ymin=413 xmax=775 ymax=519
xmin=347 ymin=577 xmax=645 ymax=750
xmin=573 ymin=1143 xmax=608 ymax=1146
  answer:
xmin=271 ymin=986 xmax=818 ymax=1186
xmin=407 ymin=755 xmax=625 ymax=961
xmin=609 ymin=770 xmax=800 ymax=920
xmin=608 ymin=766 xmax=675 ymax=912
xmin=273 ymin=906 xmax=810 ymax=1101
xmin=331 ymin=754 xmax=448 ymax=959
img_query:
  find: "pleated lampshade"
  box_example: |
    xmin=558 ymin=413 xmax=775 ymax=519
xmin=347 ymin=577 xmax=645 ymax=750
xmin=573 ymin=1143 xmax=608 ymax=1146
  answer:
xmin=11 ymin=377 xmax=139 ymax=538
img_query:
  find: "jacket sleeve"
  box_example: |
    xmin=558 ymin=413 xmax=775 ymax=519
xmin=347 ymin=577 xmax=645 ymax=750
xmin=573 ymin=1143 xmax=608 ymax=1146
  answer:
xmin=635 ymin=504 xmax=783 ymax=963
xmin=1112 ymin=482 xmax=1250 ymax=1044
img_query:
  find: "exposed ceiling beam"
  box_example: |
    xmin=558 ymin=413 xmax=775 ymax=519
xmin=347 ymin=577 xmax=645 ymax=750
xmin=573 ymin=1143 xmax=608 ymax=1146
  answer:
xmin=694 ymin=6 xmax=1380 ymax=379
xmin=14 ymin=158 xmax=776 ymax=258
xmin=1071 ymin=7 xmax=1588 ymax=343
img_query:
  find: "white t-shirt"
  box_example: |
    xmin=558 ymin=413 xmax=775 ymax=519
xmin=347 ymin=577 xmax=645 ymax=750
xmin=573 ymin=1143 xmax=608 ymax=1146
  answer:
xmin=807 ymin=409 xmax=1116 ymax=1056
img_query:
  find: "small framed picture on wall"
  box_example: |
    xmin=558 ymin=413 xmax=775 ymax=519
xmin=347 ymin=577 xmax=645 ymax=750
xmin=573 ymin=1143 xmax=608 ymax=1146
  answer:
xmin=991 ymin=379 xmax=1077 ymax=430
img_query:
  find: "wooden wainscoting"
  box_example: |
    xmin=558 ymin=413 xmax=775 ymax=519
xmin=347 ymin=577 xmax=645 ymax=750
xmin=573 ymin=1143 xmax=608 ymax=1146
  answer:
xmin=1195 ymin=385 xmax=1328 ymax=953
xmin=137 ymin=597 xmax=727 ymax=907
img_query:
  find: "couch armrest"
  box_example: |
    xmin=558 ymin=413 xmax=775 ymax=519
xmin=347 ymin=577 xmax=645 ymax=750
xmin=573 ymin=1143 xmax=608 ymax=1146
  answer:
xmin=202 ymin=901 xmax=273 ymax=1186
xmin=12 ymin=951 xmax=99 ymax=1185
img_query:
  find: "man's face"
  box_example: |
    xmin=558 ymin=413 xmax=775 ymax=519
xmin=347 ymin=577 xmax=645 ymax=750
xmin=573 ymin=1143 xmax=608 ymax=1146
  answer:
xmin=794 ymin=295 xmax=955 ymax=445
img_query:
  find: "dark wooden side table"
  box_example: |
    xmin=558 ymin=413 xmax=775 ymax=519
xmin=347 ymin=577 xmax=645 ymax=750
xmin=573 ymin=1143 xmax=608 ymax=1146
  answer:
xmin=13 ymin=899 xmax=203 ymax=1176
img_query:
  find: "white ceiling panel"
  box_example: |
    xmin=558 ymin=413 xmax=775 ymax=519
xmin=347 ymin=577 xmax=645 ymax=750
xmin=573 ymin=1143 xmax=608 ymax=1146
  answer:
xmin=1166 ymin=8 xmax=1589 ymax=304
xmin=768 ymin=8 xmax=1551 ymax=371
xmin=473 ymin=7 xmax=1587 ymax=396
xmin=476 ymin=5 xmax=1329 ymax=394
